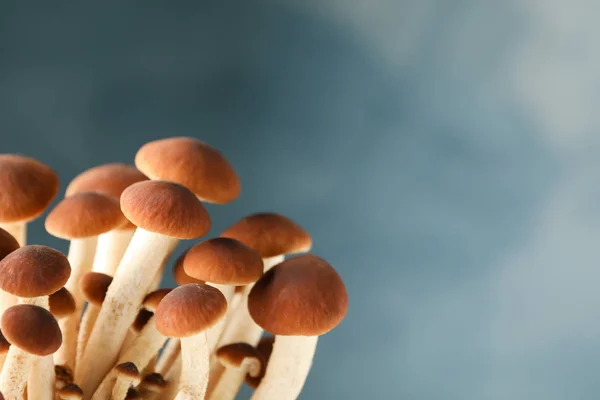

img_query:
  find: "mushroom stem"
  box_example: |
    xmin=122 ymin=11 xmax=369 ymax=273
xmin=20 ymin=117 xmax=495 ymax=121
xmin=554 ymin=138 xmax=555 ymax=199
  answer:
xmin=176 ymin=332 xmax=210 ymax=400
xmin=117 ymin=316 xmax=166 ymax=371
xmin=27 ymin=355 xmax=55 ymax=400
xmin=209 ymin=366 xmax=253 ymax=400
xmin=54 ymin=313 xmax=78 ymax=371
xmin=0 ymin=222 xmax=26 ymax=246
xmin=65 ymin=238 xmax=98 ymax=309
xmin=156 ymin=339 xmax=180 ymax=375
xmin=250 ymin=336 xmax=317 ymax=400
xmin=91 ymin=230 xmax=134 ymax=276
xmin=111 ymin=374 xmax=135 ymax=400
xmin=162 ymin=354 xmax=182 ymax=400
xmin=79 ymin=228 xmax=178 ymax=396
xmin=0 ymin=291 xmax=17 ymax=318
xmin=206 ymin=284 xmax=235 ymax=351
xmin=0 ymin=346 xmax=33 ymax=398
xmin=75 ymin=305 xmax=99 ymax=371
xmin=19 ymin=296 xmax=49 ymax=308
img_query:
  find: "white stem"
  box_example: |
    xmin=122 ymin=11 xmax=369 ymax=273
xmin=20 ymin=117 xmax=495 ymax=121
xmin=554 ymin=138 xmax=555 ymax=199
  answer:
xmin=79 ymin=228 xmax=178 ymax=397
xmin=117 ymin=316 xmax=166 ymax=371
xmin=209 ymin=366 xmax=248 ymax=400
xmin=91 ymin=230 xmax=135 ymax=276
xmin=143 ymin=355 xmax=157 ymax=375
xmin=162 ymin=353 xmax=182 ymax=400
xmin=27 ymin=355 xmax=54 ymax=400
xmin=90 ymin=370 xmax=116 ymax=400
xmin=66 ymin=237 xmax=98 ymax=310
xmin=156 ymin=339 xmax=180 ymax=376
xmin=54 ymin=312 xmax=78 ymax=371
xmin=75 ymin=305 xmax=99 ymax=379
xmin=111 ymin=374 xmax=135 ymax=400
xmin=251 ymin=336 xmax=317 ymax=400
xmin=177 ymin=332 xmax=209 ymax=400
xmin=0 ymin=353 xmax=6 ymax=371
xmin=0 ymin=291 xmax=17 ymax=320
xmin=0 ymin=222 xmax=26 ymax=246
xmin=0 ymin=346 xmax=32 ymax=399
xmin=206 ymin=284 xmax=234 ymax=352
xmin=19 ymin=296 xmax=49 ymax=308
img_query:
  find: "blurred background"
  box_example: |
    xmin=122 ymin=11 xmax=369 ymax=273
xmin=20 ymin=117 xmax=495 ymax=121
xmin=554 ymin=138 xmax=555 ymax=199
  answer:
xmin=1 ymin=1 xmax=599 ymax=399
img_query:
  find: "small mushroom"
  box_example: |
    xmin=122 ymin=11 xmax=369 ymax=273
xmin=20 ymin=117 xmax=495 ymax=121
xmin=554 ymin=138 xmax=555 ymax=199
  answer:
xmin=0 ymin=304 xmax=62 ymax=398
xmin=111 ymin=363 xmax=140 ymax=400
xmin=210 ymin=343 xmax=265 ymax=400
xmin=79 ymin=181 xmax=210 ymax=395
xmin=138 ymin=373 xmax=167 ymax=400
xmin=245 ymin=336 xmax=274 ymax=390
xmin=247 ymin=255 xmax=348 ymax=400
xmin=155 ymin=284 xmax=227 ymax=399
xmin=57 ymin=384 xmax=83 ymax=400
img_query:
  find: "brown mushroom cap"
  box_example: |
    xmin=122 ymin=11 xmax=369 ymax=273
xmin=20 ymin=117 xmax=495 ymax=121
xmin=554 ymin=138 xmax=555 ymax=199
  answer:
xmin=0 ymin=154 xmax=59 ymax=223
xmin=0 ymin=228 xmax=19 ymax=261
xmin=1 ymin=304 xmax=62 ymax=356
xmin=115 ymin=362 xmax=139 ymax=380
xmin=132 ymin=309 xmax=154 ymax=333
xmin=0 ymin=245 xmax=71 ymax=297
xmin=248 ymin=254 xmax=348 ymax=336
xmin=120 ymin=181 xmax=211 ymax=239
xmin=173 ymin=252 xmax=205 ymax=285
xmin=245 ymin=336 xmax=274 ymax=389
xmin=140 ymin=373 xmax=167 ymax=392
xmin=155 ymin=284 xmax=227 ymax=338
xmin=49 ymin=288 xmax=76 ymax=318
xmin=58 ymin=384 xmax=83 ymax=400
xmin=134 ymin=137 xmax=240 ymax=204
xmin=55 ymin=365 xmax=74 ymax=387
xmin=45 ymin=192 xmax=127 ymax=239
xmin=220 ymin=213 xmax=312 ymax=258
xmin=124 ymin=388 xmax=142 ymax=400
xmin=80 ymin=272 xmax=113 ymax=306
xmin=182 ymin=238 xmax=263 ymax=285
xmin=65 ymin=163 xmax=148 ymax=199
xmin=0 ymin=329 xmax=10 ymax=355
xmin=216 ymin=343 xmax=264 ymax=377
xmin=143 ymin=288 xmax=173 ymax=313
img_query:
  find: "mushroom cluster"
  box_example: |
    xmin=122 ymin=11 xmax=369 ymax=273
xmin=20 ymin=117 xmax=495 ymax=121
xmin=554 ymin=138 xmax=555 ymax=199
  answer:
xmin=0 ymin=137 xmax=348 ymax=400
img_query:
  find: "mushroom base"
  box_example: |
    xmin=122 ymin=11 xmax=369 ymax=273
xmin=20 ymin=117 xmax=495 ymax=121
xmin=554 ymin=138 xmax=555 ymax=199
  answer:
xmin=251 ymin=335 xmax=318 ymax=400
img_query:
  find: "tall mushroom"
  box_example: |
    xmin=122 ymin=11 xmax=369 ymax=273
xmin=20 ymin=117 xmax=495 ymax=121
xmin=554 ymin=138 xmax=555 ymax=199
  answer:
xmin=155 ymin=284 xmax=228 ymax=400
xmin=65 ymin=163 xmax=148 ymax=276
xmin=45 ymin=192 xmax=126 ymax=372
xmin=181 ymin=238 xmax=263 ymax=350
xmin=0 ymin=304 xmax=62 ymax=399
xmin=210 ymin=343 xmax=265 ymax=400
xmin=247 ymin=254 xmax=348 ymax=400
xmin=79 ymin=180 xmax=210 ymax=395
xmin=0 ymin=154 xmax=59 ymax=246
xmin=75 ymin=272 xmax=112 ymax=376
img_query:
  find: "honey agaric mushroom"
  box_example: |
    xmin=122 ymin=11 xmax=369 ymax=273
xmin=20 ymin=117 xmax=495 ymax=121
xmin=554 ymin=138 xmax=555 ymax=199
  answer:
xmin=49 ymin=288 xmax=76 ymax=318
xmin=111 ymin=362 xmax=140 ymax=400
xmin=211 ymin=343 xmax=265 ymax=400
xmin=181 ymin=238 xmax=263 ymax=350
xmin=58 ymin=383 xmax=83 ymax=400
xmin=0 ymin=154 xmax=59 ymax=246
xmin=75 ymin=272 xmax=112 ymax=378
xmin=245 ymin=336 xmax=274 ymax=390
xmin=134 ymin=137 xmax=241 ymax=204
xmin=0 ymin=304 xmax=62 ymax=398
xmin=155 ymin=284 xmax=227 ymax=400
xmin=247 ymin=255 xmax=348 ymax=400
xmin=65 ymin=163 xmax=148 ymax=277
xmin=79 ymin=180 xmax=210 ymax=395
xmin=217 ymin=213 xmax=311 ymax=372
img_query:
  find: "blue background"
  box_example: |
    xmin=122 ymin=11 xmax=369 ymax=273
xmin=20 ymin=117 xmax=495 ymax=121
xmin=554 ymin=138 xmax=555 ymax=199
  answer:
xmin=2 ymin=2 xmax=598 ymax=399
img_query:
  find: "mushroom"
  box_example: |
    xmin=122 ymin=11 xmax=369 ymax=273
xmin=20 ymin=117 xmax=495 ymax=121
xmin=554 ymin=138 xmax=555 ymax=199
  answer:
xmin=58 ymin=384 xmax=83 ymax=400
xmin=0 ymin=229 xmax=20 ymax=315
xmin=0 ymin=154 xmax=59 ymax=246
xmin=79 ymin=180 xmax=210 ymax=395
xmin=45 ymin=192 xmax=127 ymax=371
xmin=181 ymin=238 xmax=263 ymax=350
xmin=134 ymin=137 xmax=241 ymax=204
xmin=0 ymin=304 xmax=62 ymax=398
xmin=110 ymin=363 xmax=140 ymax=400
xmin=65 ymin=163 xmax=148 ymax=277
xmin=138 ymin=373 xmax=167 ymax=400
xmin=210 ymin=343 xmax=265 ymax=400
xmin=27 ymin=287 xmax=75 ymax=400
xmin=215 ymin=213 xmax=311 ymax=385
xmin=244 ymin=336 xmax=274 ymax=390
xmin=75 ymin=272 xmax=113 ymax=377
xmin=247 ymin=254 xmax=348 ymax=400
xmin=155 ymin=284 xmax=228 ymax=399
